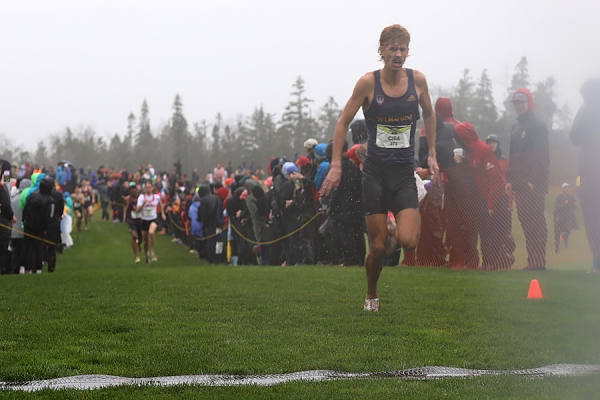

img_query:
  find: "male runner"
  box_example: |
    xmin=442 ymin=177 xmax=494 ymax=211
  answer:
xmin=81 ymin=179 xmax=95 ymax=230
xmin=320 ymin=24 xmax=439 ymax=312
xmin=71 ymin=186 xmax=85 ymax=233
xmin=135 ymin=181 xmax=166 ymax=265
xmin=124 ymin=182 xmax=142 ymax=264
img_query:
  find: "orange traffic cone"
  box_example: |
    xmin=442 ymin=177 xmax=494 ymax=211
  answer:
xmin=527 ymin=279 xmax=543 ymax=299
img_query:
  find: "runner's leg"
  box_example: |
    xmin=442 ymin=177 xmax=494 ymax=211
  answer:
xmin=149 ymin=222 xmax=157 ymax=260
xmin=395 ymin=208 xmax=421 ymax=252
xmin=365 ymin=214 xmax=388 ymax=299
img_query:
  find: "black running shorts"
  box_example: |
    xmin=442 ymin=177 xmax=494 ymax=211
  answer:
xmin=128 ymin=221 xmax=142 ymax=237
xmin=362 ymin=156 xmax=418 ymax=216
xmin=140 ymin=219 xmax=157 ymax=232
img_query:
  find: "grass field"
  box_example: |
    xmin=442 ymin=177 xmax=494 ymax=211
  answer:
xmin=1 ymin=220 xmax=599 ymax=399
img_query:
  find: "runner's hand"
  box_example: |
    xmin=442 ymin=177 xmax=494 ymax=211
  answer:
xmin=427 ymin=154 xmax=440 ymax=186
xmin=319 ymin=163 xmax=342 ymax=196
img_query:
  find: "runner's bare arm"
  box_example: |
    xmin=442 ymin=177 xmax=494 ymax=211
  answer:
xmin=123 ymin=195 xmax=130 ymax=218
xmin=414 ymin=70 xmax=440 ymax=184
xmin=320 ymin=73 xmax=373 ymax=196
xmin=160 ymin=198 xmax=166 ymax=219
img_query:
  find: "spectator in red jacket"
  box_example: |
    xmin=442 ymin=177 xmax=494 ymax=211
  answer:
xmin=454 ymin=122 xmax=514 ymax=270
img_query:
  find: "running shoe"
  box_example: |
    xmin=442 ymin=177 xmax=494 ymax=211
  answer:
xmin=135 ymin=257 xmax=140 ymax=264
xmin=363 ymin=297 xmax=379 ymax=312
xmin=151 ymin=253 xmax=158 ymax=262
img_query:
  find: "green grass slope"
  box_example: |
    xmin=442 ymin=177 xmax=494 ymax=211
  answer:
xmin=0 ymin=220 xmax=599 ymax=399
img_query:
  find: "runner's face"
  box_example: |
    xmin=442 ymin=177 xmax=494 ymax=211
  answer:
xmin=145 ymin=183 xmax=153 ymax=194
xmin=380 ymin=39 xmax=409 ymax=71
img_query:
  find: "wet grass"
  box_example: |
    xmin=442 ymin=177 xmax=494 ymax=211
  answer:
xmin=0 ymin=220 xmax=599 ymax=399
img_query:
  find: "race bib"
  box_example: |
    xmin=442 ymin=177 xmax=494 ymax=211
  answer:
xmin=142 ymin=208 xmax=154 ymax=218
xmin=131 ymin=210 xmax=141 ymax=219
xmin=375 ymin=124 xmax=411 ymax=149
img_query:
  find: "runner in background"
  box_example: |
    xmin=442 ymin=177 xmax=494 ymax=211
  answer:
xmin=135 ymin=181 xmax=166 ymax=265
xmin=124 ymin=182 xmax=142 ymax=264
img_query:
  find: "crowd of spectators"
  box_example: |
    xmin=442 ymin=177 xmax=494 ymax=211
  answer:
xmin=3 ymin=81 xmax=600 ymax=273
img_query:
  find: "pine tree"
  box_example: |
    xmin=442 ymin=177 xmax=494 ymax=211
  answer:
xmin=281 ymin=76 xmax=317 ymax=152
xmin=532 ymin=76 xmax=557 ymax=131
xmin=170 ymin=94 xmax=190 ymax=173
xmin=133 ymin=100 xmax=153 ymax=168
xmin=317 ymin=96 xmax=340 ymax=142
xmin=33 ymin=140 xmax=50 ymax=167
xmin=452 ymin=69 xmax=475 ymax=122
xmin=245 ymin=106 xmax=278 ymax=162
xmin=210 ymin=113 xmax=223 ymax=167
xmin=125 ymin=112 xmax=135 ymax=155
xmin=471 ymin=69 xmax=499 ymax=137
xmin=510 ymin=56 xmax=530 ymax=91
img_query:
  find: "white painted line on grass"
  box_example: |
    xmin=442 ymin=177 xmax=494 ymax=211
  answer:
xmin=2 ymin=364 xmax=599 ymax=392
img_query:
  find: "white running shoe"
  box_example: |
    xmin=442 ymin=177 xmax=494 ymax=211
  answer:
xmin=135 ymin=257 xmax=140 ymax=264
xmin=151 ymin=253 xmax=158 ymax=262
xmin=363 ymin=298 xmax=379 ymax=312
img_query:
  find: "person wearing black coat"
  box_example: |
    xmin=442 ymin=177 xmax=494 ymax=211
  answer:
xmin=506 ymin=89 xmax=550 ymax=270
xmin=0 ymin=159 xmax=15 ymax=274
xmin=570 ymin=77 xmax=600 ymax=273
xmin=197 ymin=185 xmax=223 ymax=263
xmin=328 ymin=157 xmax=365 ymax=266
xmin=109 ymin=179 xmax=125 ymax=222
xmin=45 ymin=179 xmax=65 ymax=272
xmin=96 ymin=179 xmax=110 ymax=221
xmin=23 ymin=176 xmax=55 ymax=273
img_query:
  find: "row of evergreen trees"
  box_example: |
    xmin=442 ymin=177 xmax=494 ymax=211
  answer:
xmin=2 ymin=57 xmax=576 ymax=184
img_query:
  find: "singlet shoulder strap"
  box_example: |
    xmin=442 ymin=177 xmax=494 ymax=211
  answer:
xmin=406 ymin=68 xmax=417 ymax=93
xmin=372 ymin=69 xmax=383 ymax=96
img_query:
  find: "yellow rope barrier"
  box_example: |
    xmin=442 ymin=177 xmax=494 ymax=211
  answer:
xmin=168 ymin=217 xmax=222 ymax=241
xmin=0 ymin=222 xmax=58 ymax=246
xmin=230 ymin=211 xmax=323 ymax=246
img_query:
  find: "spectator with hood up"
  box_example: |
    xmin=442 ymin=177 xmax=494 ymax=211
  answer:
xmin=454 ymin=122 xmax=515 ymax=270
xmin=45 ymin=175 xmax=64 ymax=272
xmin=10 ymin=178 xmax=30 ymax=274
xmin=506 ymin=88 xmax=550 ymax=271
xmin=434 ymin=97 xmax=461 ymax=125
xmin=280 ymin=162 xmax=300 ymax=266
xmin=22 ymin=176 xmax=55 ymax=274
xmin=570 ymin=77 xmax=600 ymax=273
xmin=196 ymin=184 xmax=223 ymax=263
xmin=313 ymin=143 xmax=330 ymax=191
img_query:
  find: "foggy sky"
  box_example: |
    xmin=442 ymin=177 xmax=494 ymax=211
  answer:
xmin=1 ymin=0 xmax=599 ymax=150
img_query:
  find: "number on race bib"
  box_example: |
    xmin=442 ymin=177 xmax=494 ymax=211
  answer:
xmin=375 ymin=124 xmax=412 ymax=149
